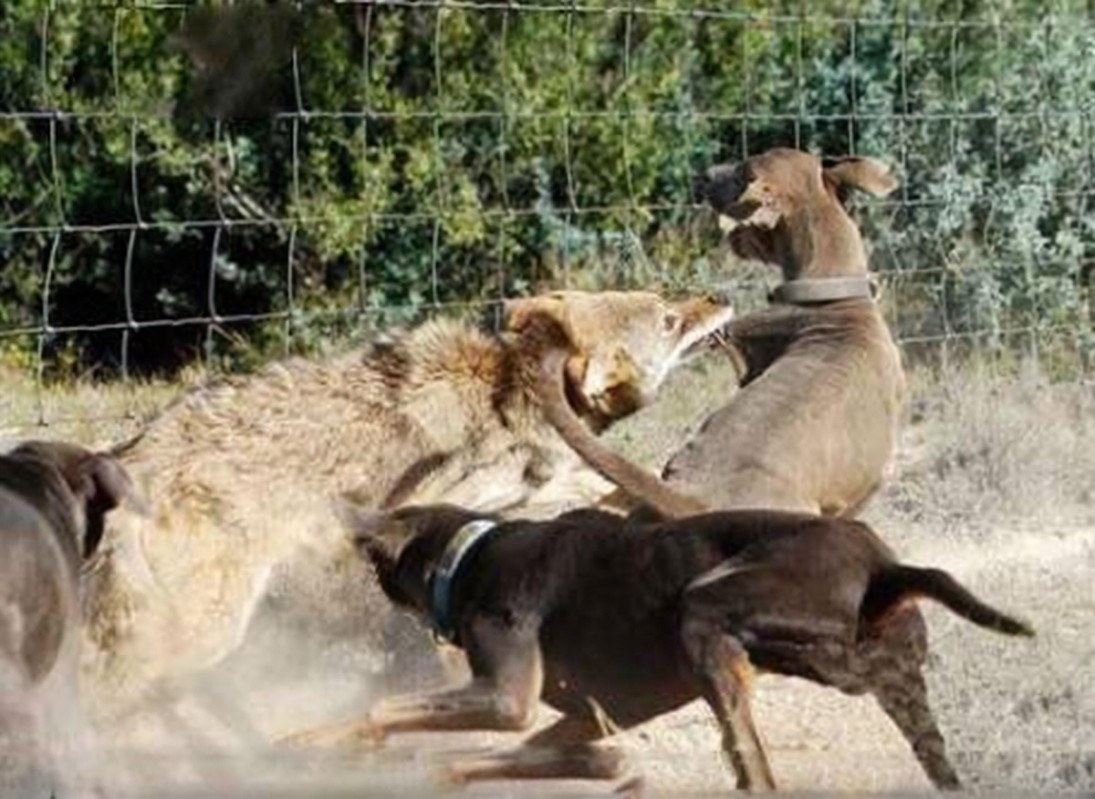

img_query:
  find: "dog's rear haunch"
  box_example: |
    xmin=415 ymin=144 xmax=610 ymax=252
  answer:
xmin=0 ymin=441 xmax=146 ymax=796
xmin=286 ymin=503 xmax=1032 ymax=792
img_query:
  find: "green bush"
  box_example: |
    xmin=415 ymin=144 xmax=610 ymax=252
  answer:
xmin=0 ymin=1 xmax=1090 ymax=377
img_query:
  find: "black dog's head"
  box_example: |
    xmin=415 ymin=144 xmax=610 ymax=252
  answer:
xmin=337 ymin=501 xmax=491 ymax=614
xmin=7 ymin=441 xmax=150 ymax=560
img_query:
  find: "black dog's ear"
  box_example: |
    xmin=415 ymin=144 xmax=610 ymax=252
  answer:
xmin=335 ymin=498 xmax=415 ymax=570
xmin=335 ymin=497 xmax=389 ymax=540
xmin=86 ymin=455 xmax=150 ymax=517
xmin=379 ymin=451 xmax=454 ymax=511
xmin=81 ymin=455 xmax=150 ymax=559
xmin=337 ymin=494 xmax=402 ymax=551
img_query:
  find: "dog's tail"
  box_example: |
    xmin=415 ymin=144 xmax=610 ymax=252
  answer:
xmin=866 ymin=565 xmax=1034 ymax=637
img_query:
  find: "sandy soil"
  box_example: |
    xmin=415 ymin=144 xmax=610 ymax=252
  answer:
xmin=2 ymin=357 xmax=1093 ymax=796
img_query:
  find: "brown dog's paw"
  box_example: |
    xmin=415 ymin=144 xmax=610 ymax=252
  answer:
xmin=276 ymin=718 xmax=385 ymax=751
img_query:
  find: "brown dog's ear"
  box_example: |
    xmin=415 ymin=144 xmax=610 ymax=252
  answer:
xmin=822 ymin=156 xmax=899 ymax=198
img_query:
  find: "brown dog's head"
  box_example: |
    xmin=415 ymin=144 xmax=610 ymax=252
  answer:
xmin=8 ymin=440 xmax=149 ymax=560
xmin=337 ymin=500 xmax=488 ymax=615
xmin=697 ymin=148 xmax=898 ymax=281
xmin=503 ymin=289 xmax=734 ymax=427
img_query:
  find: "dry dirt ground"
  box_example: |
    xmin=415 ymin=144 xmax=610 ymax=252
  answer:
xmin=2 ymin=355 xmax=1093 ymax=796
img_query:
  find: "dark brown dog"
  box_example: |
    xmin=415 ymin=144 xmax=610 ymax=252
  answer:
xmin=0 ymin=440 xmax=146 ymax=796
xmin=548 ymin=148 xmax=905 ymax=519
xmin=285 ymin=502 xmax=1032 ymax=791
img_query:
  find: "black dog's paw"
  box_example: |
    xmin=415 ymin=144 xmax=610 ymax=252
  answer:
xmin=614 ymin=774 xmax=646 ymax=798
xmin=276 ymin=718 xmax=386 ymax=752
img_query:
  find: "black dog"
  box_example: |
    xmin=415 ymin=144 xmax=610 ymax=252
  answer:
xmin=0 ymin=440 xmax=146 ymax=796
xmin=285 ymin=502 xmax=1032 ymax=791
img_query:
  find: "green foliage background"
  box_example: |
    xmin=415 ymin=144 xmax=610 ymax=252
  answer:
xmin=0 ymin=1 xmax=1092 ymax=377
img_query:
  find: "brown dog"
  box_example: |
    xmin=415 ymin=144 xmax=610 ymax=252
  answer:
xmin=82 ymin=290 xmax=732 ymax=720
xmin=545 ymin=148 xmax=904 ymax=518
xmin=0 ymin=440 xmax=145 ymax=797
xmin=285 ymin=502 xmax=1032 ymax=791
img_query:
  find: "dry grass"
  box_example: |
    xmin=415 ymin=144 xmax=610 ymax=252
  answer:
xmin=865 ymin=365 xmax=1095 ymax=793
xmin=880 ymin=362 xmax=1095 ymax=534
xmin=1 ymin=353 xmax=1093 ymax=793
xmin=0 ymin=369 xmax=183 ymax=449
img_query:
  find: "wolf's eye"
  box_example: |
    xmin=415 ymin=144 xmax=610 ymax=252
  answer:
xmin=663 ymin=312 xmax=680 ymax=332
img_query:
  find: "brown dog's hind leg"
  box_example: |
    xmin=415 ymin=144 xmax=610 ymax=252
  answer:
xmin=681 ymin=618 xmax=776 ymax=791
xmin=863 ymin=609 xmax=961 ymax=790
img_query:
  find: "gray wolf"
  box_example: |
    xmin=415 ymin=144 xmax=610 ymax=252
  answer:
xmin=82 ymin=290 xmax=733 ymax=721
xmin=285 ymin=501 xmax=1032 ymax=791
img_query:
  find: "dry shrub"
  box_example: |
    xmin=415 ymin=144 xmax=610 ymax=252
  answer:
xmin=877 ymin=362 xmax=1095 ymax=535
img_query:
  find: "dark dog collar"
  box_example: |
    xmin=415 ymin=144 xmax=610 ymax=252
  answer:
xmin=427 ymin=518 xmax=499 ymax=643
xmin=769 ymin=276 xmax=877 ymax=305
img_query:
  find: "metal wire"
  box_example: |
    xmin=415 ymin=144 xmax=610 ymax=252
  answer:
xmin=1 ymin=2 xmax=1091 ymax=435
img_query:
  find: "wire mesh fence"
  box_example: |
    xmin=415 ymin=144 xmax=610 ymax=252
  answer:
xmin=1 ymin=0 xmax=1093 ymax=436
xmin=2 ymin=7 xmax=1093 ymax=796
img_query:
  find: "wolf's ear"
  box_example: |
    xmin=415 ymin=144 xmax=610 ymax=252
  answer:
xmin=502 ymin=293 xmax=566 ymax=333
xmin=502 ymin=292 xmax=577 ymax=352
xmin=822 ymin=156 xmax=899 ymax=198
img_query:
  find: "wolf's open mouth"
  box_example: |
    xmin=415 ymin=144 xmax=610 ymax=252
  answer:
xmin=679 ymin=307 xmax=734 ymax=361
xmin=679 ymin=326 xmax=723 ymax=360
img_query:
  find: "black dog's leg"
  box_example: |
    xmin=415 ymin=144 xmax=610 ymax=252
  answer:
xmin=681 ymin=616 xmax=776 ymax=791
xmin=863 ymin=608 xmax=961 ymax=790
xmin=442 ymin=700 xmax=648 ymax=788
xmin=442 ymin=709 xmax=631 ymax=786
xmin=443 ymin=743 xmax=626 ymax=784
xmin=281 ymin=614 xmax=543 ymax=748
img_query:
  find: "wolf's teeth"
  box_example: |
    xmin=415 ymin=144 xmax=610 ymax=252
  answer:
xmin=718 ymin=214 xmax=739 ymax=233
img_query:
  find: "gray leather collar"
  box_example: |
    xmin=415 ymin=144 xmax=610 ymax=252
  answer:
xmin=769 ymin=276 xmax=877 ymax=306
